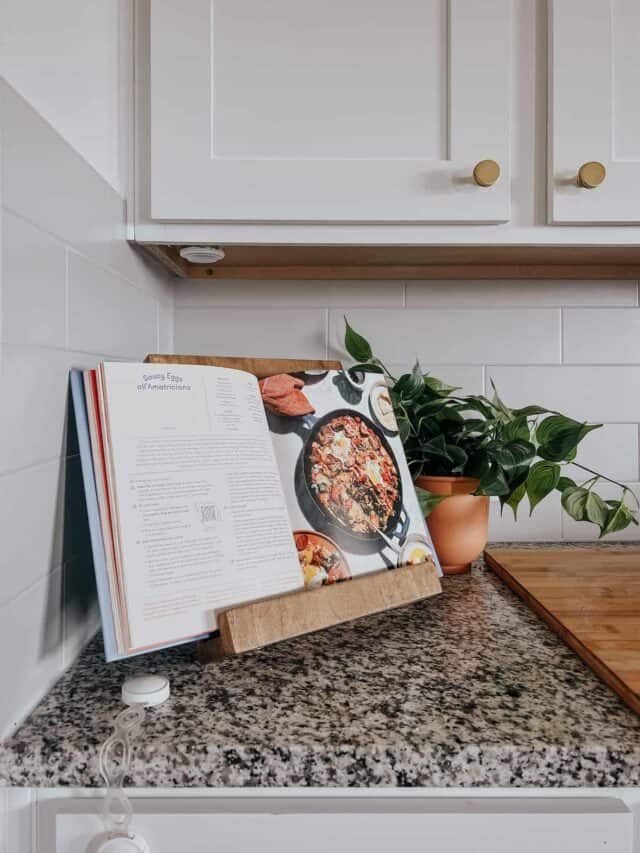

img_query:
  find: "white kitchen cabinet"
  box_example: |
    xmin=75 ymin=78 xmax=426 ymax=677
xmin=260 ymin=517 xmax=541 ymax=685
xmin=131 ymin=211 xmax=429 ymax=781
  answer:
xmin=148 ymin=0 xmax=511 ymax=224
xmin=549 ymin=0 xmax=640 ymax=224
xmin=13 ymin=792 xmax=631 ymax=853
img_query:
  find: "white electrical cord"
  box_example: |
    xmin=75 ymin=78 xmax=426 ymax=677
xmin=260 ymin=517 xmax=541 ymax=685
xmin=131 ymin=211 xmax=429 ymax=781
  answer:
xmin=99 ymin=703 xmax=146 ymax=837
xmin=94 ymin=675 xmax=169 ymax=852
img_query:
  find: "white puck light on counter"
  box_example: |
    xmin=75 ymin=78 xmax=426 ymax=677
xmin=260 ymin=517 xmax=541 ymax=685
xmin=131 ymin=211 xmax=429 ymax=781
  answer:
xmin=122 ymin=674 xmax=170 ymax=707
xmin=178 ymin=245 xmax=225 ymax=264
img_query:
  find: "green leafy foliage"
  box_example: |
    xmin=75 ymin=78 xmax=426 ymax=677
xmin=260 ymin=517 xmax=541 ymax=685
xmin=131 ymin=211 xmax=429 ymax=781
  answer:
xmin=526 ymin=461 xmax=561 ymax=514
xmin=344 ymin=317 xmax=373 ymax=362
xmin=416 ymin=486 xmax=448 ymax=518
xmin=343 ymin=318 xmax=639 ymax=537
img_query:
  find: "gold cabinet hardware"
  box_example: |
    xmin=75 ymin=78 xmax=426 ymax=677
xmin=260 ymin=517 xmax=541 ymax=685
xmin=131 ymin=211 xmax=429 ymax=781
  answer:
xmin=472 ymin=159 xmax=501 ymax=187
xmin=577 ymin=161 xmax=606 ymax=189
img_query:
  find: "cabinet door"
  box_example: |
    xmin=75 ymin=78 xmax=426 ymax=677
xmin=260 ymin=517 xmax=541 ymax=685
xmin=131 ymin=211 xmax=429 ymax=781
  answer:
xmin=149 ymin=0 xmax=511 ymax=223
xmin=549 ymin=0 xmax=640 ymax=223
xmin=43 ymin=797 xmax=633 ymax=853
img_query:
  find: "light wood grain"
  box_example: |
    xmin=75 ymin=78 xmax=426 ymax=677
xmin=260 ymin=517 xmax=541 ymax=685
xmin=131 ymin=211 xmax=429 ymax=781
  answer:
xmin=485 ymin=548 xmax=640 ymax=715
xmin=140 ymin=244 xmax=640 ymax=280
xmin=198 ymin=561 xmax=441 ymax=658
xmin=145 ymin=354 xmax=342 ymax=379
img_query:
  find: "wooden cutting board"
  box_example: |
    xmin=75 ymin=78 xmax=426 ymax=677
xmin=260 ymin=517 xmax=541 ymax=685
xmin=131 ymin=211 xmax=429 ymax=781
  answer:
xmin=485 ymin=548 xmax=640 ymax=715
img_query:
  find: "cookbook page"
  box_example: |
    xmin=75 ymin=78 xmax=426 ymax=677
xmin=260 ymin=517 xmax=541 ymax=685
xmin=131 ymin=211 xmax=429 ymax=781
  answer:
xmin=99 ymin=362 xmax=301 ymax=652
xmin=261 ymin=370 xmax=441 ymax=590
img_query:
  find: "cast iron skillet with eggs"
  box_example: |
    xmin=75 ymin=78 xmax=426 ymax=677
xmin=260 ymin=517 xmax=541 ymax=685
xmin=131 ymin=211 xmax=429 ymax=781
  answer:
xmin=294 ymin=409 xmax=410 ymax=547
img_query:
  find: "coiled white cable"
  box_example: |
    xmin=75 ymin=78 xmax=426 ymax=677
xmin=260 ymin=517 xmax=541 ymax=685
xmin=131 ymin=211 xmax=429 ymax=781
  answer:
xmin=99 ymin=703 xmax=146 ymax=836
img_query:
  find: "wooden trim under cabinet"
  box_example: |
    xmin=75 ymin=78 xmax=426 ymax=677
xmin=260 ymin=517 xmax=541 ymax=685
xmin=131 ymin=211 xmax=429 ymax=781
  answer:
xmin=140 ymin=244 xmax=640 ymax=280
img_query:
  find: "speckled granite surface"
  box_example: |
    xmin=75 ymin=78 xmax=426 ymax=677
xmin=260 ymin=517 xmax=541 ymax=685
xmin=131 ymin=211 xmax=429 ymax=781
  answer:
xmin=2 ymin=545 xmax=640 ymax=788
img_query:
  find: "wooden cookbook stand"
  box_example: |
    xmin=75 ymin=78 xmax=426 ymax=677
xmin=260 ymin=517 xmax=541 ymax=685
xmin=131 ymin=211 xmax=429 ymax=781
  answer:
xmin=145 ymin=354 xmax=442 ymax=660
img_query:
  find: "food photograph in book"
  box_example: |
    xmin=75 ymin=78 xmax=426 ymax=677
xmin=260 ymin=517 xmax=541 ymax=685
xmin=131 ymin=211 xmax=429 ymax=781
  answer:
xmin=260 ymin=369 xmax=441 ymax=589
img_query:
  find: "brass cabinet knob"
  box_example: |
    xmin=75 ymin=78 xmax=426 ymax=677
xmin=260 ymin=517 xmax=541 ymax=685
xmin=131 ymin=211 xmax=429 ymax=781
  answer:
xmin=472 ymin=159 xmax=501 ymax=187
xmin=577 ymin=161 xmax=606 ymax=189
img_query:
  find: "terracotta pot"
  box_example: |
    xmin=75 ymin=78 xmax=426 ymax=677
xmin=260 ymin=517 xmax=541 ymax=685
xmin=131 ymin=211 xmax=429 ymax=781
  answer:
xmin=415 ymin=475 xmax=489 ymax=575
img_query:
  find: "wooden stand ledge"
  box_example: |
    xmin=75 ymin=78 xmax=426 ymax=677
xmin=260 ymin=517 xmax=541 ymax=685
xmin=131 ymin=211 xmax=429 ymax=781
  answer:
xmin=197 ymin=560 xmax=441 ymax=662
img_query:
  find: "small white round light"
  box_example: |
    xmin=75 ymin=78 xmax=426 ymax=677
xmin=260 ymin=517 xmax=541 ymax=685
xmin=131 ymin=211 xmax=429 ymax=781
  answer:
xmin=122 ymin=674 xmax=170 ymax=707
xmin=179 ymin=246 xmax=225 ymax=264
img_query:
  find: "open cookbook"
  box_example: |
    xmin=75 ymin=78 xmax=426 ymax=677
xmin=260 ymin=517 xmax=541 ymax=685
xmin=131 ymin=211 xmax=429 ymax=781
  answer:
xmin=71 ymin=361 xmax=440 ymax=661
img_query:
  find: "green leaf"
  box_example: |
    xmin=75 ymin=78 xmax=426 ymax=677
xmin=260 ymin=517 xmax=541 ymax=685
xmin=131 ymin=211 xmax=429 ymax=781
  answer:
xmin=415 ymin=487 xmax=448 ymax=518
xmin=477 ymin=463 xmax=510 ymax=496
xmin=446 ymin=445 xmax=468 ymax=474
xmin=423 ymin=375 xmax=460 ymax=397
xmin=561 ymin=486 xmax=590 ymax=521
xmin=489 ymin=378 xmax=512 ymax=420
xmin=348 ymin=362 xmax=384 ymax=375
xmin=526 ymin=461 xmax=561 ymax=514
xmin=537 ymin=415 xmax=602 ymax=462
xmin=504 ymin=439 xmax=536 ymax=469
xmin=502 ymin=415 xmax=531 ymax=443
xmin=512 ymin=405 xmax=549 ymax=417
xmin=466 ymin=450 xmax=492 ymax=481
xmin=503 ymin=482 xmax=526 ymax=520
xmin=397 ymin=417 xmax=411 ymax=443
xmin=584 ymin=491 xmax=609 ymax=528
xmin=601 ymin=500 xmax=639 ymax=537
xmin=556 ymin=476 xmax=576 ymax=493
xmin=486 ymin=439 xmax=535 ymax=470
xmin=344 ymin=317 xmax=372 ymax=362
xmin=394 ymin=369 xmax=424 ymax=403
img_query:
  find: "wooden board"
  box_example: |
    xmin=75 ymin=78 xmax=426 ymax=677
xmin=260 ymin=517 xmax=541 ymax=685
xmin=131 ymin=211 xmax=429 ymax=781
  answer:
xmin=146 ymin=353 xmax=441 ymax=657
xmin=485 ymin=548 xmax=640 ymax=715
xmin=141 ymin=243 xmax=640 ymax=281
xmin=200 ymin=560 xmax=441 ymax=658
xmin=145 ymin=353 xmax=341 ymax=379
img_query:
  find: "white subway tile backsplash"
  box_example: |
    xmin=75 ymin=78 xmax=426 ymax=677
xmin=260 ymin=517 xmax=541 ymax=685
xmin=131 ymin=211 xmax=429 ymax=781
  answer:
xmin=329 ymin=308 xmax=561 ymax=365
xmin=0 ymin=568 xmax=63 ymax=738
xmin=157 ymin=295 xmax=174 ymax=352
xmin=1 ymin=81 xmax=166 ymax=297
xmin=176 ymin=279 xmax=405 ymax=309
xmin=489 ymin=492 xmax=563 ymax=542
xmin=0 ymin=459 xmax=66 ymax=605
xmin=67 ymin=252 xmax=158 ymax=357
xmin=564 ymin=423 xmax=639 ymax=483
xmin=0 ymin=81 xmax=175 ymax=732
xmin=407 ymin=280 xmax=639 ymax=308
xmin=564 ymin=308 xmax=640 ymax=364
xmin=175 ymin=307 xmax=327 ymax=359
xmin=487 ymin=366 xmax=640 ymax=423
xmin=0 ymin=347 xmax=76 ymax=474
xmin=1 ymin=212 xmax=66 ymax=348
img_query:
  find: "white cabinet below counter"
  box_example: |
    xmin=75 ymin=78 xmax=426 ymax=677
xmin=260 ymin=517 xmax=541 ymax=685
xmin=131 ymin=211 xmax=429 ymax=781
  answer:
xmin=5 ymin=791 xmax=635 ymax=853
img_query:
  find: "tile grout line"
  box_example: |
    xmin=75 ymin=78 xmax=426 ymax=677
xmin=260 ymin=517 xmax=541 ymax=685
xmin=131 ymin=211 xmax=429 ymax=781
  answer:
xmin=559 ymin=307 xmax=564 ymax=364
xmin=3 ymin=205 xmax=164 ymax=297
xmin=64 ymin=248 xmax=70 ymax=350
xmin=324 ymin=307 xmax=329 ymax=359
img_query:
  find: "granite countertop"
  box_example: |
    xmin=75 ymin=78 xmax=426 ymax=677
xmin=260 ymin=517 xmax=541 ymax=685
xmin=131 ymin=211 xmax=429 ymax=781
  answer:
xmin=2 ymin=545 xmax=640 ymax=788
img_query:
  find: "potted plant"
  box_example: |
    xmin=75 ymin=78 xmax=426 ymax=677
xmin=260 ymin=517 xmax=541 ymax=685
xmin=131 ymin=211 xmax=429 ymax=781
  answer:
xmin=344 ymin=319 xmax=639 ymax=574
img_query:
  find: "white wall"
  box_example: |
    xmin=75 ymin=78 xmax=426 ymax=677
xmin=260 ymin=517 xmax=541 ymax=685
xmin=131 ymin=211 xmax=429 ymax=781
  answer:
xmin=0 ymin=77 xmax=173 ymax=735
xmin=174 ymin=278 xmax=640 ymax=543
xmin=1 ymin=0 xmax=127 ymax=194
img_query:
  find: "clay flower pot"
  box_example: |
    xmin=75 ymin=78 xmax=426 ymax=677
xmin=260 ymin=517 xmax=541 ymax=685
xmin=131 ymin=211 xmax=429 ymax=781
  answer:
xmin=415 ymin=475 xmax=489 ymax=575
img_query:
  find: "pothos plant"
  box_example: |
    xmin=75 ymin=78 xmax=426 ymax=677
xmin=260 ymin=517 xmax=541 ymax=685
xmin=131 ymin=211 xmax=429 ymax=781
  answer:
xmin=344 ymin=319 xmax=639 ymax=538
